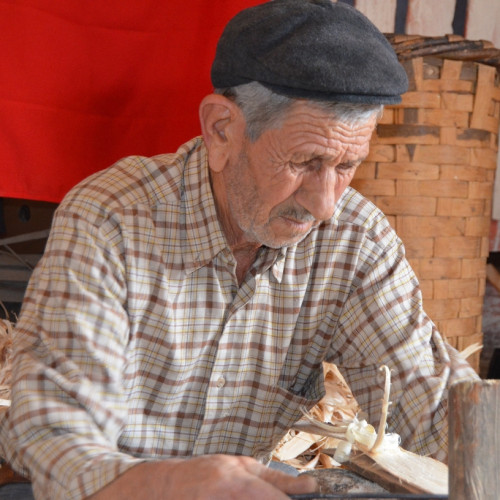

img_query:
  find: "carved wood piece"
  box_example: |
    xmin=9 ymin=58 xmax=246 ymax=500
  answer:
xmin=344 ymin=447 xmax=448 ymax=495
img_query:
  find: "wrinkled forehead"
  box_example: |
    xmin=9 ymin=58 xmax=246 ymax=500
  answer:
xmin=261 ymin=103 xmax=378 ymax=163
xmin=279 ymin=100 xmax=379 ymax=140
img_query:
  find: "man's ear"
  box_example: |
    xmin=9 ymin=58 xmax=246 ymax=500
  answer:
xmin=199 ymin=94 xmax=243 ymax=173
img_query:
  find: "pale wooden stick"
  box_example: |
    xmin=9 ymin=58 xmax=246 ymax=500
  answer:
xmin=370 ymin=365 xmax=391 ymax=452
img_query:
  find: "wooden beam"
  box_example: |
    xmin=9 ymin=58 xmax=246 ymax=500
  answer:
xmin=449 ymin=379 xmax=500 ymax=499
xmin=0 ymin=229 xmax=50 ymax=247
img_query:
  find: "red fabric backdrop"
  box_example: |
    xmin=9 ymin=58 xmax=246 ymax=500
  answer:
xmin=0 ymin=0 xmax=263 ymax=202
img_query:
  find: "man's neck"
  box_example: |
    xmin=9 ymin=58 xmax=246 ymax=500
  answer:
xmin=210 ymin=169 xmax=262 ymax=284
xmin=231 ymin=243 xmax=261 ymax=285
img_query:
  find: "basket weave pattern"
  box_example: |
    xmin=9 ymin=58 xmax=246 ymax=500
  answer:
xmin=352 ymin=56 xmax=500 ymax=372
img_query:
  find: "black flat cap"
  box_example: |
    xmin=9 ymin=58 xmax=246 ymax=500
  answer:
xmin=211 ymin=0 xmax=408 ymax=104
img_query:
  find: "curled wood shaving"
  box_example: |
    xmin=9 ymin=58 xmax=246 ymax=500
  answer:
xmin=272 ymin=362 xmax=361 ymax=469
xmin=459 ymin=342 xmax=483 ymax=361
xmin=273 ymin=363 xmax=396 ymax=469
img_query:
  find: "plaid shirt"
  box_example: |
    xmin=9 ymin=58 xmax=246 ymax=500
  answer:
xmin=1 ymin=137 xmax=476 ymax=500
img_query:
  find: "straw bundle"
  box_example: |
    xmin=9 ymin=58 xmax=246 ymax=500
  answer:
xmin=0 ymin=316 xmax=12 ymax=406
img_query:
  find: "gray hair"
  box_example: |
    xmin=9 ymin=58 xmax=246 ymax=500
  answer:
xmin=215 ymin=81 xmax=383 ymax=142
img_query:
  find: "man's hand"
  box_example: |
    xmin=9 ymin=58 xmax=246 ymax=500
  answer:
xmin=89 ymin=454 xmax=317 ymax=499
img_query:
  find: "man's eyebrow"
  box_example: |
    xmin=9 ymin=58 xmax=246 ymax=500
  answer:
xmin=290 ymin=154 xmax=367 ymax=166
xmin=338 ymin=156 xmax=367 ymax=167
xmin=291 ymin=153 xmax=334 ymax=164
xmin=352 ymin=155 xmax=367 ymax=165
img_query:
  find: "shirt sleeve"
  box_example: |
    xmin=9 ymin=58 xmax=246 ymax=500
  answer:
xmin=329 ymin=228 xmax=478 ymax=462
xmin=7 ymin=207 xmax=145 ymax=500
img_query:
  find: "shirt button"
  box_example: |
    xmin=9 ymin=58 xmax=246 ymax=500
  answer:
xmin=216 ymin=376 xmax=226 ymax=388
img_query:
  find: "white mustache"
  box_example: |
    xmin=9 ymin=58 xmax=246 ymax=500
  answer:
xmin=276 ymin=207 xmax=315 ymax=223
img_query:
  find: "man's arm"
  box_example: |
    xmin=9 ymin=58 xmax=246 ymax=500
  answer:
xmin=88 ymin=456 xmax=316 ymax=500
xmin=330 ymin=228 xmax=477 ymax=462
xmin=8 ymin=207 xmax=141 ymax=498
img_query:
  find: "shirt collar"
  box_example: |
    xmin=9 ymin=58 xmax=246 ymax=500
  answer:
xmin=178 ymin=137 xmax=226 ymax=274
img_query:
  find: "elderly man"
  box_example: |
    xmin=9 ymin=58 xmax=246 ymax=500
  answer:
xmin=0 ymin=1 xmax=476 ymax=499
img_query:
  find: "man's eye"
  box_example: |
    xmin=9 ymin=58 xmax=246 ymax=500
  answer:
xmin=290 ymin=161 xmax=309 ymax=171
xmin=290 ymin=160 xmax=321 ymax=171
xmin=337 ymin=163 xmax=357 ymax=172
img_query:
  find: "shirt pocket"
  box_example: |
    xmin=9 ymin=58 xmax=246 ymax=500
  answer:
xmin=252 ymin=368 xmax=325 ymax=462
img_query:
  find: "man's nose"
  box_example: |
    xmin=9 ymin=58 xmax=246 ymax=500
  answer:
xmin=295 ymin=168 xmax=338 ymax=221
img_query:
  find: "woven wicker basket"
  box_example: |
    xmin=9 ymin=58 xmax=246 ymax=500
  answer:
xmin=352 ymin=36 xmax=500 ymax=372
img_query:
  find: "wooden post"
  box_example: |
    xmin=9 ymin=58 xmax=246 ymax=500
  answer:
xmin=449 ymin=379 xmax=500 ymax=499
